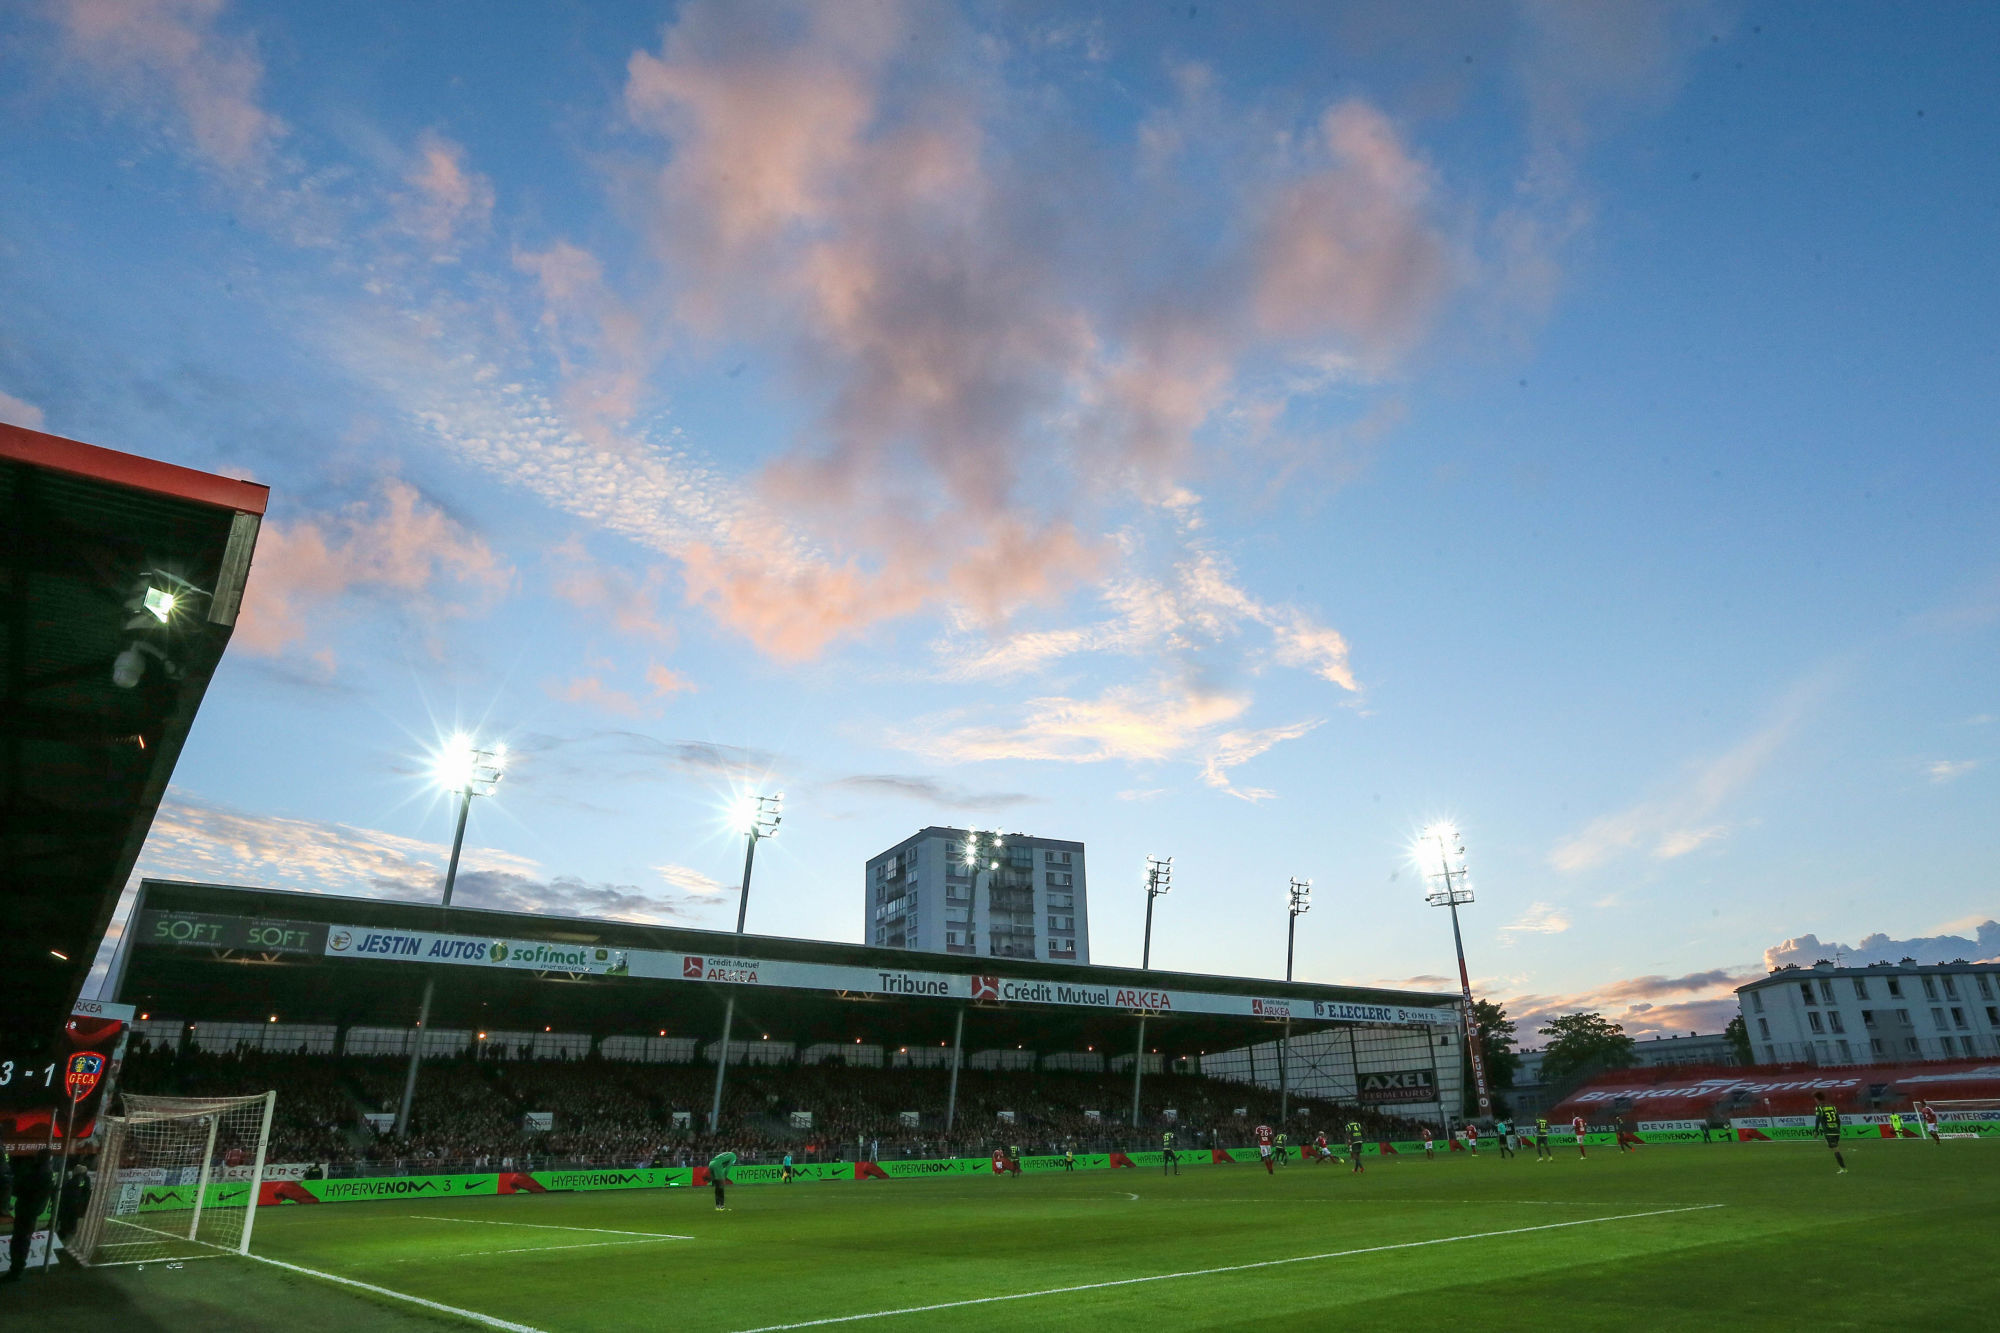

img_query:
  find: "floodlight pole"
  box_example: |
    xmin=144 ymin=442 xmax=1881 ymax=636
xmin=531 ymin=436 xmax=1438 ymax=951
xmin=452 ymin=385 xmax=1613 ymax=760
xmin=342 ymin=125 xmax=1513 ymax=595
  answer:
xmin=394 ymin=786 xmax=473 ymax=1139
xmin=1280 ymin=878 xmax=1309 ymax=1126
xmin=945 ymin=1007 xmax=966 ymax=1133
xmin=1427 ymin=836 xmax=1491 ymax=1118
xmin=710 ymin=796 xmax=780 ymax=1134
xmin=1130 ymin=857 xmax=1170 ymax=1129
xmin=948 ymin=834 xmax=993 ymax=1134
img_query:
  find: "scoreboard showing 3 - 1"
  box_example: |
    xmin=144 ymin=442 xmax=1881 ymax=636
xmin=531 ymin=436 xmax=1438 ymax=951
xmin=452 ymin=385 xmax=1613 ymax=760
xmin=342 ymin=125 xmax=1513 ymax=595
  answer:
xmin=0 ymin=999 xmax=134 ymax=1152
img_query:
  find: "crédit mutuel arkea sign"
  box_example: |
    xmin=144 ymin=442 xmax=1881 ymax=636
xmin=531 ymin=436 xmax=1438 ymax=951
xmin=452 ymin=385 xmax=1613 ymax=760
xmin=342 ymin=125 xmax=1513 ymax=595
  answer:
xmin=318 ymin=926 xmax=1452 ymax=1028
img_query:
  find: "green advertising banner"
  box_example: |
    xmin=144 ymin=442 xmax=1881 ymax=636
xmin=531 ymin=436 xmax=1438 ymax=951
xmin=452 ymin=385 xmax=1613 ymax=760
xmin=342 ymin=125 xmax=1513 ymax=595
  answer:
xmin=135 ymin=1121 xmax=1994 ymax=1215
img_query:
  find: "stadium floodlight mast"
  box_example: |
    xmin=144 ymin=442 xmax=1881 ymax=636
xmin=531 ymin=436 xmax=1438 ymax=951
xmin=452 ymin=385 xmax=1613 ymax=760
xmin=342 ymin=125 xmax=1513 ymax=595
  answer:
xmin=394 ymin=734 xmax=505 ymax=1138
xmin=946 ymin=830 xmax=1003 ymax=1133
xmin=1419 ymin=821 xmax=1491 ymax=1118
xmin=708 ymin=792 xmax=783 ymax=1133
xmin=1279 ymin=877 xmax=1311 ymax=1125
xmin=1130 ymin=856 xmax=1172 ymax=1128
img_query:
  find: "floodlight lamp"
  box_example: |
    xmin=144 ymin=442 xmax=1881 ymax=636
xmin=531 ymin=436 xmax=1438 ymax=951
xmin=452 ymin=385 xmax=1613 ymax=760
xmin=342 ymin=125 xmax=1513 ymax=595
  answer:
xmin=143 ymin=586 xmax=177 ymax=622
xmin=1290 ymin=878 xmax=1312 ymax=913
xmin=1146 ymin=855 xmax=1173 ymax=895
xmin=435 ymin=733 xmax=504 ymax=796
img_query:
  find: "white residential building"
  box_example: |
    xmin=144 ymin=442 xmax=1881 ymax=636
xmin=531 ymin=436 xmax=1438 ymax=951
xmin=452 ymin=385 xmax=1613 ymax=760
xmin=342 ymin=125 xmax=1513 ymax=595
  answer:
xmin=1736 ymin=958 xmax=2000 ymax=1066
xmin=864 ymin=827 xmax=1088 ymax=963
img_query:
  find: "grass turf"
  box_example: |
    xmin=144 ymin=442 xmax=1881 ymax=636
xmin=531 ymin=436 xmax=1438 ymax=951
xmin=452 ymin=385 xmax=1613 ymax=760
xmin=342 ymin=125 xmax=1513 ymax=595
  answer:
xmin=11 ymin=1139 xmax=1998 ymax=1331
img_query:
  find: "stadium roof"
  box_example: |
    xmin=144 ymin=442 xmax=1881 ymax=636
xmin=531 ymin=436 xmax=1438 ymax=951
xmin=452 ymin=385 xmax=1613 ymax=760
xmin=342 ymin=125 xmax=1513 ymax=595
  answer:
xmin=1 ymin=424 xmax=267 ymax=1055
xmin=116 ymin=880 xmax=1461 ymax=1058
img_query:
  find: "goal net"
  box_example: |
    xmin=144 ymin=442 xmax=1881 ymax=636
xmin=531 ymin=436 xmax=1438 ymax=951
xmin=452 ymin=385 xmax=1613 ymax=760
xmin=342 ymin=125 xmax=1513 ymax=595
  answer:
xmin=1916 ymin=1099 xmax=2000 ymax=1140
xmin=70 ymin=1092 xmax=276 ymax=1267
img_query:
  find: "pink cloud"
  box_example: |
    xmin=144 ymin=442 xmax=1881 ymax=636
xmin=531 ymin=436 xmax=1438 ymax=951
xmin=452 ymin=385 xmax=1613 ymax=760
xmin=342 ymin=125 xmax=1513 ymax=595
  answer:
xmin=549 ymin=674 xmax=648 ymax=719
xmin=1252 ymin=101 xmax=1452 ymax=357
xmin=400 ymin=131 xmax=494 ymax=247
xmin=515 ymin=242 xmax=652 ymax=435
xmin=235 ymin=481 xmax=511 ymax=659
xmin=547 ymin=539 xmax=676 ymax=645
xmin=1500 ymin=965 xmax=1762 ymax=1042
xmin=645 ymin=663 xmax=695 ymax=696
xmin=55 ymin=0 xmax=284 ymax=173
xmin=606 ymin=3 xmax=1446 ymax=663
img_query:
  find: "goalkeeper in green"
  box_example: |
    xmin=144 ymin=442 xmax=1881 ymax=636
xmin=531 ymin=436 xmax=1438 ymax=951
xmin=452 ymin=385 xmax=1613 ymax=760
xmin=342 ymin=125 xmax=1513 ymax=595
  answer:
xmin=709 ymin=1151 xmax=736 ymax=1209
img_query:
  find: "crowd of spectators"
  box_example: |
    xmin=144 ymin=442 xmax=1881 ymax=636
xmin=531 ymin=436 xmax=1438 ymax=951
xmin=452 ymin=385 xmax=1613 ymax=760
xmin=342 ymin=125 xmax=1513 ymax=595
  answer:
xmin=119 ymin=1042 xmax=1443 ymax=1175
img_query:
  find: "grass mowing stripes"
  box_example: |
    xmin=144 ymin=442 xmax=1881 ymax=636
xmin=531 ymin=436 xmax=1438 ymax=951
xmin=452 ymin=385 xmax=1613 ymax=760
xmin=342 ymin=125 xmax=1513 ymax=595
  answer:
xmin=21 ymin=1140 xmax=1999 ymax=1331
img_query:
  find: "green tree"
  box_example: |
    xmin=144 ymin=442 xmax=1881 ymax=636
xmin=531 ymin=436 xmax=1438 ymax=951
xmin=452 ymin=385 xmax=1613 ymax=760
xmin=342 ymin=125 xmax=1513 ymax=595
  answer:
xmin=1723 ymin=1014 xmax=1752 ymax=1065
xmin=1469 ymin=999 xmax=1522 ymax=1118
xmin=1537 ymin=1012 xmax=1637 ymax=1086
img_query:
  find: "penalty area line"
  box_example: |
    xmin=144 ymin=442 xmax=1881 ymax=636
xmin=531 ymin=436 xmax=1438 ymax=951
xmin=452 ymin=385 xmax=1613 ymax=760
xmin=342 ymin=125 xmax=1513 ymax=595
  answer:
xmin=730 ymin=1203 xmax=1726 ymax=1332
xmin=408 ymin=1214 xmax=691 ymax=1239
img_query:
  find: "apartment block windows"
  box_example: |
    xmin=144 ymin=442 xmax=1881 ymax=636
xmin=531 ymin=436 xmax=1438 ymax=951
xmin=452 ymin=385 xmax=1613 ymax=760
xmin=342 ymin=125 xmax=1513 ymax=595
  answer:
xmin=1944 ymin=976 xmax=1960 ymax=1001
xmin=1979 ymin=974 xmax=1995 ymax=1001
xmin=1861 ymin=1010 xmax=1876 ymax=1029
xmin=1820 ymin=980 xmax=1836 ymax=1004
xmin=1952 ymin=1008 xmax=1969 ymax=1030
xmin=1751 ymin=991 xmax=1765 ymax=1012
xmin=1932 ymin=1007 xmax=1948 ymax=1030
xmin=1048 ymin=915 xmax=1075 ymax=933
xmin=1044 ymin=850 xmax=1072 ymax=866
xmin=1853 ymin=978 xmax=1870 ymax=1000
xmin=1807 ymin=1011 xmax=1824 ymax=1033
xmin=1757 ymin=1017 xmax=1771 ymax=1040
xmin=1922 ymin=976 xmax=1939 ymax=1001
xmin=1887 ymin=978 xmax=1904 ymax=998
xmin=1800 ymin=983 xmax=1817 ymax=1005
xmin=1827 ymin=1011 xmax=1846 ymax=1034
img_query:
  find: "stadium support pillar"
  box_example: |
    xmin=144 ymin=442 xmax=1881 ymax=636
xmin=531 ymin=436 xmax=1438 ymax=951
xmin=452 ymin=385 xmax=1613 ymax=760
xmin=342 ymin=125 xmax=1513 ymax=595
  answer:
xmin=946 ymin=1007 xmax=965 ymax=1131
xmin=1130 ymin=1018 xmax=1147 ymax=1128
xmin=1279 ymin=1020 xmax=1291 ymax=1124
xmin=709 ymin=996 xmax=736 ymax=1133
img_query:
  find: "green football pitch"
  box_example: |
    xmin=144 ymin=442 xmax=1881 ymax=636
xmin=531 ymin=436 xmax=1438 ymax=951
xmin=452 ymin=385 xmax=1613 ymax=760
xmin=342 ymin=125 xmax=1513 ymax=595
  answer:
xmin=17 ymin=1141 xmax=2000 ymax=1331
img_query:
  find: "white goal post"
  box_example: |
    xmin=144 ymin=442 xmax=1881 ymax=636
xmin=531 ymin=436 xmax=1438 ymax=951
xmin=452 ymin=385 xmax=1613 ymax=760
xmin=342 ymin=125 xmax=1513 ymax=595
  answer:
xmin=70 ymin=1091 xmax=277 ymax=1267
xmin=1915 ymin=1099 xmax=2000 ymax=1141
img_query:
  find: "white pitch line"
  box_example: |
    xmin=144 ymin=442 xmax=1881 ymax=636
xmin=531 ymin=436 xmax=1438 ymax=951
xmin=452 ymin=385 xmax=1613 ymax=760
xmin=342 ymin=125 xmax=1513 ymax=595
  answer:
xmin=390 ymin=1237 xmax=687 ymax=1262
xmin=408 ymin=1214 xmax=691 ymax=1239
xmin=247 ymin=1253 xmax=551 ymax=1332
xmin=1147 ymin=1197 xmax=1609 ymax=1206
xmin=730 ymin=1203 xmax=1726 ymax=1332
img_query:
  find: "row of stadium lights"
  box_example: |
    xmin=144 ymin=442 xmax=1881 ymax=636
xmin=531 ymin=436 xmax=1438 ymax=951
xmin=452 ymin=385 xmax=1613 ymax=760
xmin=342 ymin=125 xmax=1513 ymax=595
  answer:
xmin=398 ymin=733 xmax=1492 ymax=1126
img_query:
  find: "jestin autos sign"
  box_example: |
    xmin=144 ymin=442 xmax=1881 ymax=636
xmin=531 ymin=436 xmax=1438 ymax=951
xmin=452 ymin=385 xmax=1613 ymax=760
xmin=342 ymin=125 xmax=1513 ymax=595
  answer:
xmin=324 ymin=929 xmax=627 ymax=975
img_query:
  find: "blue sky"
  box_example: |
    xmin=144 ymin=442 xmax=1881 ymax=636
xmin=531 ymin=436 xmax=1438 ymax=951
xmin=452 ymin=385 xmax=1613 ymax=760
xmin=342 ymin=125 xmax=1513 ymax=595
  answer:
xmin=3 ymin=1 xmax=1995 ymax=1039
